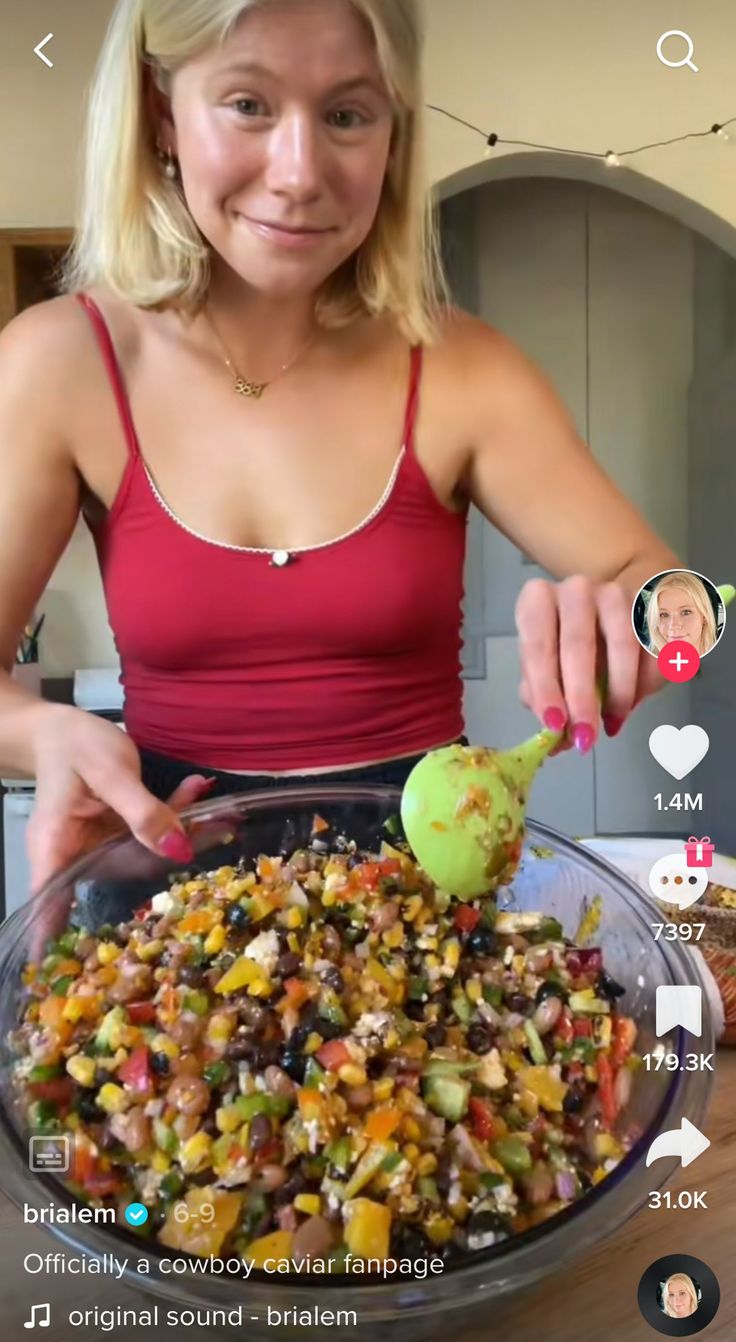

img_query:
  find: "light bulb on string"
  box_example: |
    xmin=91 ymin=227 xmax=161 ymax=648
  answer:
xmin=604 ymin=150 xmax=620 ymax=167
xmin=712 ymin=123 xmax=732 ymax=145
xmin=484 ymin=132 xmax=498 ymax=159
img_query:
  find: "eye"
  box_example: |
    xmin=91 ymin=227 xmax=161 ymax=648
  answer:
xmin=328 ymin=107 xmax=370 ymax=129
xmin=231 ymin=97 xmax=266 ymax=117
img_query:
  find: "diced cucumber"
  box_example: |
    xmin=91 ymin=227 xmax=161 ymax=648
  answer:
xmin=422 ymin=1073 xmax=470 ymax=1122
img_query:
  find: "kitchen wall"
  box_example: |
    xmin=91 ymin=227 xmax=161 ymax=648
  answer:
xmin=1 ymin=0 xmax=735 ymax=678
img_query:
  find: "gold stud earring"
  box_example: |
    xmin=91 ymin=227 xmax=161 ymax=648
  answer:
xmin=157 ymin=144 xmax=178 ymax=179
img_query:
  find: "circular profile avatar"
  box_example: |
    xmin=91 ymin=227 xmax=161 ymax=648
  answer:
xmin=661 ymin=1273 xmax=700 ymax=1319
xmin=632 ymin=569 xmax=725 ymax=658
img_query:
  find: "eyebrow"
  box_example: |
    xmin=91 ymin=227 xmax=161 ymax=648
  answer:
xmin=214 ymin=60 xmax=386 ymax=96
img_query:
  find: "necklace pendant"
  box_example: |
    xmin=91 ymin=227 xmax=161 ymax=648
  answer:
xmin=235 ymin=376 xmax=266 ymax=399
xmin=270 ymin=549 xmax=292 ymax=568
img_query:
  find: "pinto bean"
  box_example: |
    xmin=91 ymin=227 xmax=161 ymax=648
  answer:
xmin=345 ymin=1084 xmax=374 ymax=1110
xmin=614 ymin=1065 xmax=633 ymax=1111
xmin=532 ymin=996 xmax=563 ymax=1036
xmin=253 ymin=1163 xmax=288 ymax=1192
xmin=371 ymin=901 xmax=399 ymax=933
xmin=109 ymin=1107 xmax=151 ymax=1153
xmin=322 ymin=925 xmax=342 ymax=957
xmin=107 ymin=961 xmax=153 ymax=1003
xmin=165 ymin=1074 xmax=211 ymax=1115
xmin=168 ymin=1012 xmax=205 ymax=1048
xmin=264 ymin=1065 xmax=297 ymax=1100
xmin=521 ymin=1161 xmax=554 ymax=1206
xmin=292 ymin=1214 xmax=338 ymax=1262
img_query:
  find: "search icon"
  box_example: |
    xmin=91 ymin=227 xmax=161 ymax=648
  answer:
xmin=656 ymin=29 xmax=698 ymax=71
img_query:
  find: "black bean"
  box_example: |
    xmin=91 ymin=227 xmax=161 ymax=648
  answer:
xmin=435 ymin=1156 xmax=452 ymax=1198
xmin=535 ymin=979 xmax=566 ymax=1006
xmin=179 ymin=964 xmax=205 ymax=987
xmin=276 ymin=952 xmax=301 ymax=978
xmin=506 ymin=992 xmax=530 ymax=1014
xmin=280 ymin=1049 xmax=307 ymax=1083
xmin=273 ymin=1166 xmax=309 ymax=1206
xmin=151 ymin=1051 xmax=171 ymax=1076
xmin=248 ymin=1114 xmax=272 ymax=1152
xmin=226 ymin=1036 xmax=256 ymax=1061
xmin=596 ymin=970 xmax=626 ymax=1001
xmin=238 ymin=1000 xmax=268 ymax=1028
xmin=321 ymin=966 xmax=344 ymax=993
xmin=563 ymin=1086 xmax=586 ymax=1114
xmin=467 ymin=927 xmax=498 ymax=956
xmin=390 ymin=1224 xmax=432 ymax=1259
xmin=405 ymin=1000 xmax=427 ymax=1022
xmin=288 ymin=1024 xmax=311 ymax=1052
xmin=424 ymin=1022 xmax=447 ymax=1049
xmin=366 ymin=1054 xmax=385 ymax=1080
xmin=76 ymin=1094 xmax=105 ymax=1122
xmin=466 ymin=1021 xmax=493 ymax=1054
xmin=225 ymin=902 xmax=250 ymax=929
xmin=251 ymin=1041 xmax=283 ymax=1069
xmin=314 ymin=1017 xmax=346 ymax=1042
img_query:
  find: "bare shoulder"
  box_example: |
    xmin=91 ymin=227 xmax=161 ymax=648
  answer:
xmin=0 ymin=289 xmax=140 ymax=372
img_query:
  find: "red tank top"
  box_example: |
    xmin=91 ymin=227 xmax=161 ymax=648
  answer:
xmin=76 ymin=292 xmax=469 ymax=770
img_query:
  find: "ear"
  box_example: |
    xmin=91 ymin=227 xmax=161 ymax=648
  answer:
xmin=143 ymin=58 xmax=176 ymax=153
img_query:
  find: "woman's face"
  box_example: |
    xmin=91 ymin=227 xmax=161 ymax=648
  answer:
xmin=667 ymin=1281 xmax=695 ymax=1317
xmin=161 ymin=0 xmax=395 ymax=298
xmin=656 ymin=586 xmax=705 ymax=650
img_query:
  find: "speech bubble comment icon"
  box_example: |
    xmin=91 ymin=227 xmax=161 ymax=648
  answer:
xmin=648 ymin=852 xmax=708 ymax=909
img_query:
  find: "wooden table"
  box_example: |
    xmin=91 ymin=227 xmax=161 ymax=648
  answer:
xmin=1 ymin=1055 xmax=733 ymax=1340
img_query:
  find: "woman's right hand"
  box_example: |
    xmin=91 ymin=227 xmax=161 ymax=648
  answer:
xmin=26 ymin=707 xmax=212 ymax=893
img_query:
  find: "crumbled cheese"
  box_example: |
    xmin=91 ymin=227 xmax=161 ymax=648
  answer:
xmin=151 ymin=890 xmax=173 ymax=914
xmin=492 ymin=1183 xmax=517 ymax=1216
xmin=503 ymin=945 xmax=514 ymax=966
xmin=475 ymin=1048 xmax=507 ymax=1091
xmin=495 ymin=911 xmax=543 ymax=934
xmin=353 ymin=1011 xmax=392 ymax=1041
xmin=243 ymin=928 xmax=280 ymax=976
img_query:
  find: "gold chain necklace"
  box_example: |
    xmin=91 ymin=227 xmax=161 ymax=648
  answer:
xmin=201 ymin=305 xmax=318 ymax=400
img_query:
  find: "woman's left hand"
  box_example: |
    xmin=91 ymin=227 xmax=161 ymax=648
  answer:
xmin=515 ymin=575 xmax=662 ymax=752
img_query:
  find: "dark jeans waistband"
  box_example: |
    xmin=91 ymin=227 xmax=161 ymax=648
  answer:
xmin=139 ymin=739 xmax=469 ymax=803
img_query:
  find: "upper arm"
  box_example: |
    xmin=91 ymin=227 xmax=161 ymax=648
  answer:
xmin=0 ymin=300 xmax=82 ymax=668
xmin=455 ymin=317 xmax=677 ymax=581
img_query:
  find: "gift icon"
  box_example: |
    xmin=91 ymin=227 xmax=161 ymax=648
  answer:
xmin=685 ymin=836 xmax=714 ymax=868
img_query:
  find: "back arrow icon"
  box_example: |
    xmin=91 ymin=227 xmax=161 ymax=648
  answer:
xmin=34 ymin=34 xmax=54 ymax=68
xmin=646 ymin=1117 xmax=710 ymax=1168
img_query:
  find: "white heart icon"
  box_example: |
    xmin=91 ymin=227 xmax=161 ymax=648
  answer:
xmin=649 ymin=724 xmax=709 ymax=780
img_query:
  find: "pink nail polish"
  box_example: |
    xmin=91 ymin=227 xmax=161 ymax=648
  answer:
xmin=157 ymin=830 xmax=195 ymax=863
xmin=543 ymin=707 xmax=567 ymax=733
xmin=603 ymin=714 xmax=624 ymax=738
xmin=197 ymin=777 xmax=218 ymax=795
xmin=573 ymin=723 xmax=596 ymax=754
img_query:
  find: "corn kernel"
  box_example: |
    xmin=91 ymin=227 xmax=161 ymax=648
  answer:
xmin=97 ymin=1083 xmax=129 ymax=1114
xmin=151 ymin=1034 xmax=180 ymax=1059
xmin=321 ymin=890 xmax=337 ymax=908
xmin=337 ymin=1063 xmax=367 ymax=1087
xmin=204 ymin=924 xmax=226 ymax=955
xmin=180 ymin=1131 xmax=213 ymax=1174
xmin=184 ymin=879 xmax=206 ymax=895
xmin=287 ymin=931 xmax=301 ymax=952
xmin=591 ymin=1167 xmax=607 ymax=1185
xmin=94 ymin=966 xmax=118 ymax=986
xmin=402 ymin=1142 xmax=421 ymax=1165
xmin=248 ymin=977 xmax=272 ymax=997
xmin=424 ymin=1215 xmax=454 ymax=1245
xmin=383 ymin=923 xmax=405 ymax=949
xmin=137 ymin=938 xmax=164 ymax=962
xmin=466 ymin=978 xmax=482 ymax=1003
xmin=286 ymin=907 xmax=305 ymax=929
xmin=448 ymin=1197 xmax=470 ymax=1222
xmin=403 ymin=895 xmax=423 ymax=922
xmin=402 ymin=1117 xmax=422 ymax=1143
xmin=216 ymin=1106 xmax=243 ymax=1134
xmin=442 ymin=938 xmax=461 ymax=970
xmin=65 ymin=1113 xmax=81 ymax=1131
xmin=97 ymin=943 xmax=121 ymax=965
xmin=151 ymin=1150 xmax=171 ymax=1173
xmin=372 ymin=1077 xmax=395 ymax=1102
xmin=294 ymin=1194 xmax=321 ymax=1216
xmin=66 ymin=1055 xmax=97 ymax=1087
xmin=300 ymin=1031 xmax=321 ymax=1055
xmin=424 ymin=954 xmax=440 ymax=971
xmin=215 ymin=867 xmax=235 ymax=885
xmin=416 ymin=1152 xmax=438 ymax=1176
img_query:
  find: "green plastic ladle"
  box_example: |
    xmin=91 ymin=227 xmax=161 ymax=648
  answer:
xmin=400 ymin=581 xmax=735 ymax=900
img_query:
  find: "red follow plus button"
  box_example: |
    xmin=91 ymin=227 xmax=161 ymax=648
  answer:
xmin=657 ymin=639 xmax=701 ymax=683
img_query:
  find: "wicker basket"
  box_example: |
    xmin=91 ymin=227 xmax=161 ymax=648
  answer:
xmin=657 ymin=884 xmax=736 ymax=1044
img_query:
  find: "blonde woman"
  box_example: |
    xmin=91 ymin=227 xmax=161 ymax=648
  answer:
xmin=662 ymin=1273 xmax=699 ymax=1318
xmin=646 ymin=572 xmax=718 ymax=655
xmin=0 ymin=0 xmax=678 ymax=889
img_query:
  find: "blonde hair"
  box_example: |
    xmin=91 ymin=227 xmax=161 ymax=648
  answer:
xmin=663 ymin=1273 xmax=698 ymax=1318
xmin=57 ymin=0 xmax=451 ymax=345
xmin=646 ymin=571 xmax=718 ymax=654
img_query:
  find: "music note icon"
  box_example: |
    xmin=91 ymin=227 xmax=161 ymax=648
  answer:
xmin=24 ymin=1302 xmax=51 ymax=1329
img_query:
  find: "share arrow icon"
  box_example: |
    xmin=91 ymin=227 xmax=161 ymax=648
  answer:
xmin=646 ymin=1117 xmax=710 ymax=1168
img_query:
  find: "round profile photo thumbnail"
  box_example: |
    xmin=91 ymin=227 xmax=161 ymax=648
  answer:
xmin=632 ymin=569 xmax=726 ymax=659
xmin=638 ymin=1254 xmax=720 ymax=1335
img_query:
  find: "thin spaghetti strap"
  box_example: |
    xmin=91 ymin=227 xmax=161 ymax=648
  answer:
xmin=75 ymin=292 xmax=141 ymax=461
xmin=401 ymin=344 xmax=423 ymax=454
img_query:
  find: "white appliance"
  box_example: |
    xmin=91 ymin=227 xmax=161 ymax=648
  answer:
xmin=2 ymin=669 xmax=124 ymax=921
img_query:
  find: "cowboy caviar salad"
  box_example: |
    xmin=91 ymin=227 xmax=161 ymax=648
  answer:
xmin=9 ymin=816 xmax=640 ymax=1272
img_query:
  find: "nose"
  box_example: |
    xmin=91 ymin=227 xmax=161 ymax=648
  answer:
xmin=264 ymin=111 xmax=323 ymax=202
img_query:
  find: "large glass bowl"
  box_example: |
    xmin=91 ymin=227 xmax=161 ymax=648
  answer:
xmin=0 ymin=786 xmax=713 ymax=1342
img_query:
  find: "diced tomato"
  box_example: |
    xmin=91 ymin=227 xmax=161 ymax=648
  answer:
xmin=555 ymin=1009 xmax=574 ymax=1047
xmin=29 ymin=1077 xmax=75 ymax=1106
xmin=316 ymin=1039 xmax=352 ymax=1071
xmin=566 ymin=1061 xmax=585 ymax=1084
xmin=134 ymin=900 xmax=153 ymax=922
xmin=118 ymin=1046 xmax=153 ymax=1093
xmin=454 ymin=905 xmax=481 ymax=934
xmin=597 ymin=1054 xmax=616 ymax=1129
xmin=252 ymin=1137 xmax=283 ymax=1165
xmin=468 ymin=1096 xmax=496 ymax=1142
xmin=611 ymin=1016 xmax=637 ymax=1068
xmin=127 ymin=1002 xmax=158 ymax=1025
xmin=566 ymin=948 xmax=603 ymax=978
xmin=572 ymin=1018 xmax=593 ymax=1038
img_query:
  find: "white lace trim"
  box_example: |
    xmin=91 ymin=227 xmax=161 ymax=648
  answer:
xmin=141 ymin=446 xmax=406 ymax=555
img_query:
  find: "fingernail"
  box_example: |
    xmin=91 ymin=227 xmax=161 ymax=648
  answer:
xmin=603 ymin=714 xmax=624 ymax=738
xmin=573 ymin=723 xmax=596 ymax=754
xmin=157 ymin=829 xmax=195 ymax=863
xmin=197 ymin=777 xmax=218 ymax=795
xmin=543 ymin=707 xmax=567 ymax=732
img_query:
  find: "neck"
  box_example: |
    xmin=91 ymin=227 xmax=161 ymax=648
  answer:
xmin=203 ymin=265 xmax=322 ymax=376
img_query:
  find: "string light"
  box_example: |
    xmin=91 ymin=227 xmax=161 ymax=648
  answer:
xmin=432 ymin=107 xmax=736 ymax=167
